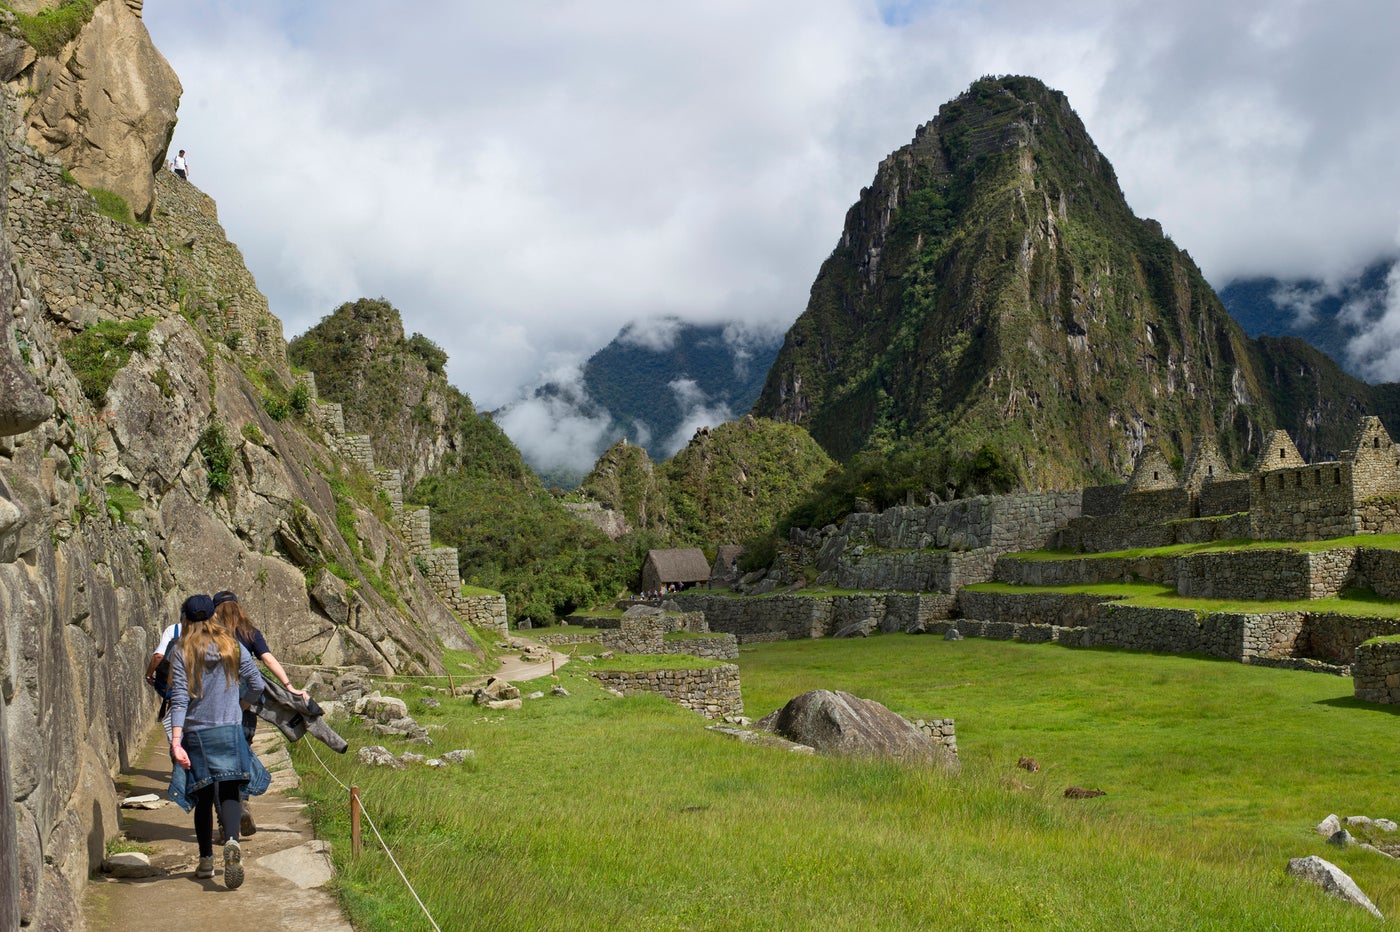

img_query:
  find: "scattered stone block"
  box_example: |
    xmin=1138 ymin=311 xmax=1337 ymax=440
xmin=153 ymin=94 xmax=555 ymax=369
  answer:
xmin=102 ymin=852 xmax=157 ymax=878
xmin=356 ymin=746 xmax=404 ymax=769
xmin=1286 ymin=855 xmax=1382 ymax=918
xmin=119 ymin=794 xmax=162 ymax=809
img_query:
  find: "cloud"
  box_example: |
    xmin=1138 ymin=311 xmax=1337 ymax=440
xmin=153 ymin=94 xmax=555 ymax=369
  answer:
xmin=491 ymin=365 xmax=616 ymax=479
xmin=659 ymin=379 xmax=735 ymax=458
xmin=617 ymin=317 xmax=684 ymax=353
xmin=142 ymin=0 xmax=1400 ymax=420
xmin=1345 ymin=238 xmax=1400 ymax=381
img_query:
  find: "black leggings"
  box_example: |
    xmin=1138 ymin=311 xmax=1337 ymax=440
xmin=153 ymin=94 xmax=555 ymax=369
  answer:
xmin=194 ymin=781 xmax=242 ymax=857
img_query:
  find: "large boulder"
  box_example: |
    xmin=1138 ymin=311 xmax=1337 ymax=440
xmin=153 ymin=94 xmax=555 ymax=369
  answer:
xmin=22 ymin=0 xmax=181 ymax=220
xmin=755 ymin=689 xmax=958 ymax=769
xmin=1286 ymin=856 xmax=1382 ymax=919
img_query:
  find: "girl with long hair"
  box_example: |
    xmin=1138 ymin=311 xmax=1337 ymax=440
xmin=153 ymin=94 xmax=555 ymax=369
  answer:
xmin=168 ymin=599 xmax=268 ymax=889
xmin=211 ymin=590 xmax=307 ymax=836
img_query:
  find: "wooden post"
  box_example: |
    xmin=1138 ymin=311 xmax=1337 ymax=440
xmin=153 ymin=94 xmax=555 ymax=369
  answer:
xmin=448 ymin=673 xmax=454 ymax=695
xmin=351 ymin=785 xmax=362 ymax=858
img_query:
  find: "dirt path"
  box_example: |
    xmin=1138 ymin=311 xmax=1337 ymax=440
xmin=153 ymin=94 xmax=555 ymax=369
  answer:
xmin=85 ymin=725 xmax=353 ymax=931
xmin=85 ymin=640 xmax=565 ymax=930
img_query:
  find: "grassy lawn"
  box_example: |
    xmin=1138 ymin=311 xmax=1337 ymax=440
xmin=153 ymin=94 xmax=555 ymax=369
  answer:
xmin=293 ymin=637 xmax=1397 ymax=930
xmin=964 ymin=580 xmax=1400 ymax=618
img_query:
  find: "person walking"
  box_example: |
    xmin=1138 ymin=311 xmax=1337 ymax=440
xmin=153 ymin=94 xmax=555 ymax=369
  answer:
xmin=212 ymin=589 xmax=307 ymax=836
xmin=168 ymin=603 xmax=269 ymax=889
xmin=172 ymin=149 xmax=190 ymax=180
xmin=145 ymin=595 xmax=214 ymax=747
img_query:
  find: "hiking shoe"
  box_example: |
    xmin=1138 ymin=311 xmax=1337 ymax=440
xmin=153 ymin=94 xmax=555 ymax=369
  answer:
xmin=239 ymin=803 xmax=257 ymax=837
xmin=223 ymin=838 xmax=244 ymax=890
xmin=195 ymin=856 xmax=215 ymax=879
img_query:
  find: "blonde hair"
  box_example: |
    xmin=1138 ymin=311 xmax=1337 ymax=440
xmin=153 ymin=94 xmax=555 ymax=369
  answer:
xmin=179 ymin=618 xmax=240 ymax=698
xmin=214 ymin=599 xmax=258 ymax=646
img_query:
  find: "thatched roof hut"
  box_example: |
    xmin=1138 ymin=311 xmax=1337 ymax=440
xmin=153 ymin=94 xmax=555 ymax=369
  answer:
xmin=641 ymin=548 xmax=711 ymax=593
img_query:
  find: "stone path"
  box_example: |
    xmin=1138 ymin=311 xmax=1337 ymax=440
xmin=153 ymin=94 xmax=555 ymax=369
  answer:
xmin=84 ymin=724 xmax=353 ymax=931
xmin=85 ymin=639 xmax=566 ymax=930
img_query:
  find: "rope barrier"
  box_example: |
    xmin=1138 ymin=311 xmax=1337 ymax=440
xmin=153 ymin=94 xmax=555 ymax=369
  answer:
xmin=302 ymin=739 xmax=443 ymax=932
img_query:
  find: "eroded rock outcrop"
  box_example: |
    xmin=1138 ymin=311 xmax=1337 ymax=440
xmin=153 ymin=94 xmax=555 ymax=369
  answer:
xmin=756 ymin=689 xmax=958 ymax=769
xmin=12 ymin=0 xmax=180 ymax=220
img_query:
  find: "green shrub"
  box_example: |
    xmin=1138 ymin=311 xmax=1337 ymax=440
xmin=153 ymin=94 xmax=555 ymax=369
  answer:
xmin=90 ymin=187 xmax=137 ymax=226
xmin=197 ymin=422 xmax=234 ymax=494
xmin=103 ymin=482 xmax=143 ymax=523
xmin=59 ymin=317 xmax=155 ymax=404
xmin=8 ymin=0 xmax=97 ymax=56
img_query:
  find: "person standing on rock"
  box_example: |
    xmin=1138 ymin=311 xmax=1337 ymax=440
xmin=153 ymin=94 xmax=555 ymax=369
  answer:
xmin=172 ymin=149 xmax=189 ymax=180
xmin=168 ymin=608 xmax=269 ymax=889
xmin=213 ymin=589 xmax=308 ymax=837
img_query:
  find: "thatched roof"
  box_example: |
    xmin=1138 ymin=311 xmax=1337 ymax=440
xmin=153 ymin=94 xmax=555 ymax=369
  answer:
xmin=644 ymin=548 xmax=712 ymax=583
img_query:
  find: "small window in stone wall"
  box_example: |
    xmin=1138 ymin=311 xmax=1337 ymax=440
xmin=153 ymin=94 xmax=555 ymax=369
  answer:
xmin=1295 ymin=472 xmax=1303 ymax=487
xmin=1316 ymin=469 xmax=1322 ymax=485
xmin=1375 ymin=437 xmax=1382 ymax=449
xmin=1207 ymin=465 xmax=1213 ymax=476
xmin=1278 ymin=474 xmax=1286 ymax=490
xmin=1153 ymin=471 xmax=1160 ymax=480
xmin=1335 ymin=468 xmax=1341 ymax=484
xmin=1280 ymin=448 xmax=1286 ymax=459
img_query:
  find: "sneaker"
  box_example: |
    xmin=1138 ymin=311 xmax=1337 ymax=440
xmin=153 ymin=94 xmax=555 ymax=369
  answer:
xmin=239 ymin=803 xmax=257 ymax=837
xmin=223 ymin=838 xmax=244 ymax=890
xmin=195 ymin=856 xmax=215 ymax=879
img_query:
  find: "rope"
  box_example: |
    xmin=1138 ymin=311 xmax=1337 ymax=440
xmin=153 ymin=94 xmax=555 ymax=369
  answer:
xmin=301 ymin=739 xmax=443 ymax=932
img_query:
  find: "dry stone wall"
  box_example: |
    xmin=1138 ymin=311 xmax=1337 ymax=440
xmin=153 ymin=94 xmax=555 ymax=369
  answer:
xmin=1353 ymin=640 xmax=1400 ymax=704
xmin=1250 ymin=465 xmax=1355 ymax=541
xmin=591 ymin=665 xmax=743 ymax=718
xmin=675 ymin=591 xmax=955 ymax=642
xmin=1176 ymin=548 xmax=1357 ymax=601
xmin=661 ymin=634 xmax=739 ymax=661
xmin=994 ymin=554 xmax=1177 ymax=587
xmin=1296 ymin=614 xmax=1400 ymax=665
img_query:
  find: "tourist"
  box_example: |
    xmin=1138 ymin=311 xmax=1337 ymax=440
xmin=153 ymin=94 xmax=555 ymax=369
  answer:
xmin=172 ymin=149 xmax=190 ymax=180
xmin=145 ymin=594 xmax=214 ymax=747
xmin=168 ymin=610 xmax=269 ymax=889
xmin=212 ymin=589 xmax=307 ymax=836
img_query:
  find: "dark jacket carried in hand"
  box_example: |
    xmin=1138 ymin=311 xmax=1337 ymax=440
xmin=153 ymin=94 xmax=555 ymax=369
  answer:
xmin=250 ymin=679 xmax=348 ymax=753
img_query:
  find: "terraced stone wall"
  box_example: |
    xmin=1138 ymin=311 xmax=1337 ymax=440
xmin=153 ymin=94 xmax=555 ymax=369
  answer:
xmin=1081 ymin=484 xmax=1124 ymax=517
xmin=956 ymin=590 xmax=1110 ymax=628
xmin=1119 ymin=487 xmax=1191 ymax=523
xmin=591 ymin=665 xmax=743 ymax=718
xmin=1353 ymin=640 xmax=1400 ymax=704
xmin=661 ymin=634 xmax=739 ymax=661
xmin=993 ymin=554 xmax=1177 ymax=587
xmin=1296 ymin=614 xmax=1400 ymax=665
xmin=1199 ymin=478 xmax=1251 ymax=517
xmin=1176 ymin=548 xmax=1357 ymax=601
xmin=674 ymin=592 xmax=954 ymax=642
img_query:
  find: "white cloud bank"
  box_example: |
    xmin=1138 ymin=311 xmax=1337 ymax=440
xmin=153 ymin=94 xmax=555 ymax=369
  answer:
xmin=143 ymin=0 xmax=1400 ymax=418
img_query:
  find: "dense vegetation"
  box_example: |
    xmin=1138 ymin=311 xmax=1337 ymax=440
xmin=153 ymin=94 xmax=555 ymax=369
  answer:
xmin=296 ymin=637 xmax=1397 ymax=929
xmin=2 ymin=0 xmax=96 ymax=57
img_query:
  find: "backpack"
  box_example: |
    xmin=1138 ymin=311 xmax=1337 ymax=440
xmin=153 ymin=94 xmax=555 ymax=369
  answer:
xmin=151 ymin=623 xmax=179 ymax=713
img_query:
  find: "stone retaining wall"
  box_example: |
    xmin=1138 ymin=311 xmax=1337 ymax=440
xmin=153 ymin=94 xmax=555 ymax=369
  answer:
xmin=460 ymin=594 xmax=507 ymax=635
xmin=1176 ymin=548 xmax=1357 ymax=601
xmin=1296 ymin=614 xmax=1400 ymax=665
xmin=661 ymin=634 xmax=739 ymax=661
xmin=674 ymin=592 xmax=955 ymax=642
xmin=1353 ymin=639 xmax=1400 ymax=703
xmin=591 ymin=665 xmax=743 ymax=718
xmin=600 ymin=616 xmax=665 ymax=654
xmin=956 ymin=590 xmax=1113 ymax=628
xmin=993 ymin=554 xmax=1177 ymax=587
xmin=914 ymin=719 xmax=958 ymax=757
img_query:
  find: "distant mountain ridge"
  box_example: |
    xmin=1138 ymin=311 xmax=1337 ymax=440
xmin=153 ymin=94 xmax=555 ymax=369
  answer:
xmin=752 ymin=75 xmax=1400 ymax=485
xmin=581 ymin=317 xmax=782 ymax=453
xmin=1219 ymin=257 xmax=1398 ymax=381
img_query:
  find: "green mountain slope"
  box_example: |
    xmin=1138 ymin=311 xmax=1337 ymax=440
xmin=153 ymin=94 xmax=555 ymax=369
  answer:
xmin=755 ymin=76 xmax=1364 ymax=486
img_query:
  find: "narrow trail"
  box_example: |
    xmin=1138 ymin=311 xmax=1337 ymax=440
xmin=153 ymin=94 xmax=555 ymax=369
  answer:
xmin=85 ymin=638 xmax=566 ymax=930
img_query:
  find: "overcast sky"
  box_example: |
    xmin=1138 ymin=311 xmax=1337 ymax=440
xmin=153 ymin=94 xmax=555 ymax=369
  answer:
xmin=143 ymin=0 xmax=1400 ymax=422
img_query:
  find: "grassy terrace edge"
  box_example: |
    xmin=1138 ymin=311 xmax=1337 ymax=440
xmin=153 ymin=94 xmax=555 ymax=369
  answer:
xmin=962 ymin=581 xmax=1400 ymax=619
xmin=1006 ymin=532 xmax=1400 ymax=562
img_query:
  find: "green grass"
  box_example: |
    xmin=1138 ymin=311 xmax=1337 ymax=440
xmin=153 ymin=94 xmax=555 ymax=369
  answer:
xmin=965 ymin=580 xmax=1400 ymax=618
xmin=588 ymin=654 xmax=728 ymax=672
xmin=59 ymin=317 xmax=154 ymax=404
xmin=90 ymin=187 xmax=138 ymax=226
xmin=460 ymin=584 xmax=500 ymax=598
xmin=5 ymin=0 xmax=96 ymax=56
xmin=293 ymin=639 xmax=1398 ymax=930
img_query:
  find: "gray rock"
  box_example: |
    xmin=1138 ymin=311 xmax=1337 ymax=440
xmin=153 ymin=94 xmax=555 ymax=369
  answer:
xmin=833 ymin=618 xmax=878 ymax=639
xmin=310 ymin=569 xmax=351 ymax=625
xmin=525 ymin=691 xmax=544 ymax=700
xmin=944 ymin=627 xmax=964 ymax=641
xmin=1376 ymin=819 xmax=1398 ymax=832
xmin=356 ymin=695 xmax=408 ymax=723
xmin=1328 ymin=829 xmax=1355 ymax=847
xmin=356 ymin=746 xmax=404 ymax=769
xmin=399 ymin=753 xmax=426 ymax=765
xmin=119 ymin=794 xmax=163 ymax=810
xmin=1344 ymin=815 xmax=1374 ymax=830
xmin=1286 ymin=856 xmax=1382 ymax=918
xmin=441 ymin=749 xmax=475 ymax=765
xmin=102 ymin=852 xmax=157 ymax=878
xmin=1316 ymin=814 xmax=1342 ymax=837
xmin=755 ymin=689 xmax=958 ymax=769
xmin=486 ymin=698 xmax=523 ymax=711
xmin=551 ymin=685 xmax=570 ymax=697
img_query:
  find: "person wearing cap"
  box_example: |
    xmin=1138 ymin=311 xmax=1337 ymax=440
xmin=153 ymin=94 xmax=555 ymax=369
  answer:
xmin=212 ymin=589 xmax=307 ymax=836
xmin=145 ymin=595 xmax=215 ymax=745
xmin=168 ymin=603 xmax=268 ymax=889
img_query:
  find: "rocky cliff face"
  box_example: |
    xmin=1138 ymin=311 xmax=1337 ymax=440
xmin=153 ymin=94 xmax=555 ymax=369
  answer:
xmin=0 ymin=44 xmax=475 ymax=932
xmin=4 ymin=0 xmax=180 ymax=221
